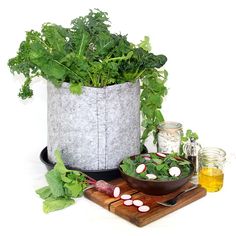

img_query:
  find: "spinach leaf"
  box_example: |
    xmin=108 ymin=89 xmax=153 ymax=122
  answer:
xmin=120 ymin=158 xmax=136 ymax=177
xmin=120 ymin=153 xmax=192 ymax=181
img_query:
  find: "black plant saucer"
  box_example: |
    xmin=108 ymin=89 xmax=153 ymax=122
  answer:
xmin=40 ymin=147 xmax=121 ymax=181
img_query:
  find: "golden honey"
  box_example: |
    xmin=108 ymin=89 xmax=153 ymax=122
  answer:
xmin=198 ymin=167 xmax=224 ymax=192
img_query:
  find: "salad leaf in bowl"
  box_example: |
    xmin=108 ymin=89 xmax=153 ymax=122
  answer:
xmin=119 ymin=153 xmax=194 ymax=195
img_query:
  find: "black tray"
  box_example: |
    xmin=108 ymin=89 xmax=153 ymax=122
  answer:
xmin=40 ymin=147 xmax=121 ymax=181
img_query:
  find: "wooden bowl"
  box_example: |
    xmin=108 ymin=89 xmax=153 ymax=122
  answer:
xmin=119 ymin=155 xmax=194 ymax=195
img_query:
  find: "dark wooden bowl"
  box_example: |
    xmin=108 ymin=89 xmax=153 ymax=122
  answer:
xmin=119 ymin=156 xmax=194 ymax=195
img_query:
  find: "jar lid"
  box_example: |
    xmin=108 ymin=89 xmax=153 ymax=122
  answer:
xmin=157 ymin=121 xmax=182 ymax=131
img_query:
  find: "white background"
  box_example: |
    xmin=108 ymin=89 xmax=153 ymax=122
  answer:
xmin=0 ymin=0 xmax=236 ymax=235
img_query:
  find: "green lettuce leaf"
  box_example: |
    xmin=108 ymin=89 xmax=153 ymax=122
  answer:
xmin=46 ymin=170 xmax=65 ymax=197
xmin=43 ymin=198 xmax=75 ymax=213
xmin=36 ymin=186 xmax=52 ymax=199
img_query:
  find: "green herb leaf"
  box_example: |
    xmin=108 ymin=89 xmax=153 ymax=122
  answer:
xmin=46 ymin=170 xmax=65 ymax=197
xmin=36 ymin=186 xmax=52 ymax=199
xmin=69 ymin=83 xmax=82 ymax=95
xmin=54 ymin=149 xmax=68 ymax=174
xmin=43 ymin=198 xmax=75 ymax=213
xmin=121 ymin=153 xmax=192 ymax=181
xmin=138 ymin=36 xmax=151 ymax=52
xmin=180 ymin=129 xmax=199 ymax=157
xmin=36 ymin=149 xmax=89 ymax=213
xmin=120 ymin=158 xmax=136 ymax=177
xmin=64 ymin=182 xmax=84 ymax=198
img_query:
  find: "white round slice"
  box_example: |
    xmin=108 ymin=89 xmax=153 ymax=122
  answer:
xmin=138 ymin=205 xmax=150 ymax=213
xmin=133 ymin=199 xmax=143 ymax=207
xmin=146 ymin=173 xmax=157 ymax=180
xmin=124 ymin=199 xmax=133 ymax=206
xmin=144 ymin=156 xmax=151 ymax=161
xmin=169 ymin=166 xmax=181 ymax=177
xmin=121 ymin=194 xmax=132 ymax=200
xmin=136 ymin=164 xmax=146 ymax=174
xmin=113 ymin=187 xmax=120 ymax=198
xmin=156 ymin=152 xmax=166 ymax=158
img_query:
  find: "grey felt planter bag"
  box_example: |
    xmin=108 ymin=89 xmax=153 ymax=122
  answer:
xmin=47 ymin=80 xmax=140 ymax=170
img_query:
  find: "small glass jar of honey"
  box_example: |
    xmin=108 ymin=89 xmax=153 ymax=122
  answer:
xmin=198 ymin=147 xmax=226 ymax=192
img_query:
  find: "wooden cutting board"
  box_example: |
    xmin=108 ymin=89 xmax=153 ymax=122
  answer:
xmin=84 ymin=178 xmax=206 ymax=227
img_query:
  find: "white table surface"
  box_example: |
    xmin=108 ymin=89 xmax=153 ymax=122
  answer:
xmin=1 ymin=135 xmax=235 ymax=236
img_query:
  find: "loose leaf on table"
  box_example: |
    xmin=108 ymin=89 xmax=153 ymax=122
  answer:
xmin=54 ymin=149 xmax=68 ymax=174
xmin=46 ymin=169 xmax=65 ymax=197
xmin=43 ymin=197 xmax=75 ymax=214
xmin=64 ymin=182 xmax=84 ymax=198
xmin=36 ymin=186 xmax=52 ymax=199
xmin=36 ymin=149 xmax=89 ymax=213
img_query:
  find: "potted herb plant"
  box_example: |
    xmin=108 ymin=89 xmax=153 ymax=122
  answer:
xmin=8 ymin=9 xmax=168 ymax=172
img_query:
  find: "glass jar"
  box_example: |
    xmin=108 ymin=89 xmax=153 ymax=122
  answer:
xmin=198 ymin=147 xmax=226 ymax=192
xmin=157 ymin=121 xmax=183 ymax=154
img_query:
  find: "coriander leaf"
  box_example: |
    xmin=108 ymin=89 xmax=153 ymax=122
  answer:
xmin=46 ymin=170 xmax=65 ymax=197
xmin=36 ymin=186 xmax=52 ymax=199
xmin=43 ymin=198 xmax=75 ymax=213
